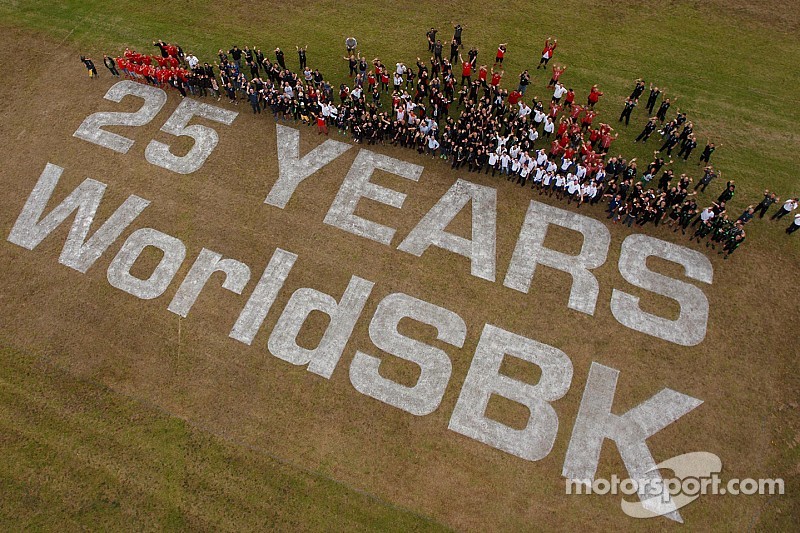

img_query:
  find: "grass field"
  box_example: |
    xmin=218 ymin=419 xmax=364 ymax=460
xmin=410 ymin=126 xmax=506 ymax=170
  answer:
xmin=0 ymin=0 xmax=798 ymax=530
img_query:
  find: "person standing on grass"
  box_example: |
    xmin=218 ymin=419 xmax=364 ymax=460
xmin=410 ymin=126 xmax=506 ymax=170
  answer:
xmin=630 ymin=78 xmax=646 ymax=100
xmin=754 ymin=190 xmax=780 ymax=218
xmin=635 ymin=117 xmax=658 ymax=142
xmin=495 ymin=43 xmax=507 ymax=64
xmin=449 ymin=38 xmax=460 ymax=64
xmin=787 ymin=213 xmax=800 ymax=234
xmin=698 ymin=141 xmax=719 ymax=165
xmin=587 ymin=84 xmax=603 ymax=108
xmin=517 ymin=69 xmax=531 ymax=94
xmin=296 ymin=45 xmax=308 ymax=69
xmin=547 ymin=64 xmax=566 ymax=88
xmin=619 ymin=97 xmax=637 ymax=125
xmin=426 ymin=28 xmax=438 ymax=52
xmin=771 ymin=197 xmax=799 ymax=220
xmin=537 ymin=37 xmax=557 ymax=69
xmin=452 ymin=22 xmax=465 ymax=46
xmin=645 ymin=84 xmax=661 ymax=114
xmin=656 ymin=96 xmax=675 ymax=121
xmin=716 ymin=180 xmax=736 ymax=205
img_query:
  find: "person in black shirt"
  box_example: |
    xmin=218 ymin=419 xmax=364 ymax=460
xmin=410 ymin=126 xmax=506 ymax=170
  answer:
xmin=426 ymin=28 xmax=438 ymax=52
xmin=645 ymin=84 xmax=661 ymax=113
xmin=698 ymin=141 xmax=718 ymax=165
xmin=344 ymin=54 xmax=357 ymax=77
xmin=657 ymin=131 xmax=679 ymax=155
xmin=717 ymin=180 xmax=736 ymax=204
xmin=103 ymin=55 xmax=119 ymax=76
xmin=630 ymin=78 xmax=646 ymax=100
xmin=153 ymin=40 xmax=168 ymax=58
xmin=452 ymin=22 xmax=464 ymax=45
xmin=754 ymin=190 xmax=780 ymax=218
xmin=678 ymin=135 xmax=697 ymax=160
xmin=80 ymin=56 xmax=98 ymax=78
xmin=656 ymin=97 xmax=674 ymax=121
xmin=619 ymin=97 xmax=637 ymax=125
xmin=518 ymin=70 xmax=531 ymax=95
xmin=275 ymin=47 xmax=286 ymax=70
xmin=449 ymin=39 xmax=460 ymax=64
xmin=228 ymin=45 xmax=243 ymax=70
xmin=635 ymin=118 xmax=658 ymax=143
xmin=434 ymin=40 xmax=443 ymax=62
xmin=296 ymin=45 xmax=308 ymax=69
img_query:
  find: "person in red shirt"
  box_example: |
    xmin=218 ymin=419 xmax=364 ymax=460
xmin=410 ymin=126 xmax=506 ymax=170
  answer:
xmin=564 ymin=88 xmax=575 ymax=109
xmin=490 ymin=66 xmax=503 ymax=88
xmin=564 ymin=146 xmax=576 ymax=160
xmin=581 ymin=109 xmax=597 ymax=130
xmin=478 ymin=64 xmax=488 ymax=87
xmin=317 ymin=115 xmax=328 ymax=135
xmin=380 ymin=68 xmax=390 ymax=92
xmin=557 ymin=117 xmax=569 ymax=137
xmin=587 ymin=84 xmax=603 ymax=108
xmin=495 ymin=43 xmax=507 ymax=64
xmin=115 ymin=57 xmax=129 ymax=78
xmin=547 ymin=64 xmax=566 ymax=88
xmin=508 ymin=90 xmax=521 ymax=105
xmin=550 ymin=139 xmax=564 ymax=158
xmin=537 ymin=37 xmax=557 ymax=69
xmin=589 ymin=127 xmax=601 ymax=147
xmin=599 ymin=131 xmax=618 ymax=154
xmin=460 ymin=54 xmax=473 ymax=85
xmin=569 ymin=103 xmax=583 ymax=120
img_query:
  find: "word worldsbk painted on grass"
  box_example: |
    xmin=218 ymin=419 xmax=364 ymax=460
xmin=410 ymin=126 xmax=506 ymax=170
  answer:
xmin=7 ymin=82 xmax=717 ymax=523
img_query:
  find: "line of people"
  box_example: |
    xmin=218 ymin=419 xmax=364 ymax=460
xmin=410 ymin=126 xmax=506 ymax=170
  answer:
xmin=80 ymin=29 xmax=798 ymax=258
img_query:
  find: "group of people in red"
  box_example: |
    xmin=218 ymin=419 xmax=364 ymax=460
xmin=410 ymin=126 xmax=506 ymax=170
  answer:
xmin=114 ymin=41 xmax=190 ymax=86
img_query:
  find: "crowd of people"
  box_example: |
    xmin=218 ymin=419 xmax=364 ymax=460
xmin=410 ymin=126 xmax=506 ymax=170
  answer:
xmin=79 ymin=27 xmax=800 ymax=256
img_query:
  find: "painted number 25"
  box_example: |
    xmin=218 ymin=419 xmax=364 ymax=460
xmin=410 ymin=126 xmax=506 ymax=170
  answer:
xmin=73 ymin=80 xmax=238 ymax=174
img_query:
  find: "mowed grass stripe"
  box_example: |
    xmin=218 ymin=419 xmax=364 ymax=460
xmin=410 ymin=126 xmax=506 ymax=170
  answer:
xmin=0 ymin=344 xmax=446 ymax=531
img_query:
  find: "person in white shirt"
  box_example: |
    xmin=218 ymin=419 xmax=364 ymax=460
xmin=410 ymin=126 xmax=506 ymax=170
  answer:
xmin=541 ymin=170 xmax=554 ymax=196
xmin=533 ymin=167 xmax=546 ymax=190
xmin=186 ymin=53 xmax=199 ymax=70
xmin=566 ymin=175 xmax=581 ymax=204
xmin=554 ymin=173 xmax=567 ymax=200
xmin=528 ymin=127 xmax=539 ymax=144
xmin=517 ymin=163 xmax=530 ymax=186
xmin=426 ymin=135 xmax=440 ymax=157
xmin=500 ymin=151 xmax=512 ymax=175
xmin=518 ymin=101 xmax=531 ymax=118
xmin=579 ymin=181 xmax=598 ymax=208
xmin=487 ymin=150 xmax=500 ymax=176
xmin=575 ymin=164 xmax=587 ymax=181
xmin=771 ymin=198 xmax=799 ymax=220
xmin=543 ymin=117 xmax=555 ymax=138
xmin=533 ymin=108 xmax=546 ymax=127
xmin=536 ymin=149 xmax=548 ymax=167
xmin=552 ymin=82 xmax=567 ymax=103
xmin=786 ymin=213 xmax=800 ymax=234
